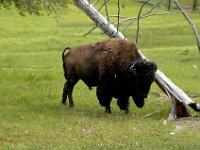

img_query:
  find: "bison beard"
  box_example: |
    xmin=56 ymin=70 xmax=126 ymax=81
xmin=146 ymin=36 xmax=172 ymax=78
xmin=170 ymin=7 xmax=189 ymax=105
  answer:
xmin=62 ymin=39 xmax=157 ymax=113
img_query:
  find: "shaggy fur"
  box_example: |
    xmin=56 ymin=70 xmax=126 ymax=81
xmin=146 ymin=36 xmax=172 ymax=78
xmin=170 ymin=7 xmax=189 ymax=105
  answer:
xmin=62 ymin=39 xmax=157 ymax=113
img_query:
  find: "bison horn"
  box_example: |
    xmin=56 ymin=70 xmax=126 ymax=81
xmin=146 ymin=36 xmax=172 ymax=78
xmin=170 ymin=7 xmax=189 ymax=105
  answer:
xmin=130 ymin=63 xmax=137 ymax=76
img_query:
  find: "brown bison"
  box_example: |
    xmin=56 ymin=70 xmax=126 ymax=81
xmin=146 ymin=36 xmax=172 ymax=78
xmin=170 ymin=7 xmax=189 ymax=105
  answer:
xmin=62 ymin=39 xmax=157 ymax=113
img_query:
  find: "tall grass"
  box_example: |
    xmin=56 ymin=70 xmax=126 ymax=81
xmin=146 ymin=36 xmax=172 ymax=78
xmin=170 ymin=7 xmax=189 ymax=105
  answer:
xmin=0 ymin=2 xmax=200 ymax=149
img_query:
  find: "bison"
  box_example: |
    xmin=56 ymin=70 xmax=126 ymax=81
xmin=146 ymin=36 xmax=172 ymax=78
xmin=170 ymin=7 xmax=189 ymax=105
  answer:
xmin=62 ymin=39 xmax=157 ymax=113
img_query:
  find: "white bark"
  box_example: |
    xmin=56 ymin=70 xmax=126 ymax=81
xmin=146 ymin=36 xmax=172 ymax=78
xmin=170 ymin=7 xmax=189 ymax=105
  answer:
xmin=74 ymin=0 xmax=200 ymax=118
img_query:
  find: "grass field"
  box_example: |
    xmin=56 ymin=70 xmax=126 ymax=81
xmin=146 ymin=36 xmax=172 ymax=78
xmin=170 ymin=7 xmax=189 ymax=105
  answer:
xmin=0 ymin=1 xmax=200 ymax=149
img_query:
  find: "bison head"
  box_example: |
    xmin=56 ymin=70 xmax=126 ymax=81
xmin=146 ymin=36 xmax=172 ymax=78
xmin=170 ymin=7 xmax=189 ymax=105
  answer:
xmin=127 ymin=59 xmax=157 ymax=108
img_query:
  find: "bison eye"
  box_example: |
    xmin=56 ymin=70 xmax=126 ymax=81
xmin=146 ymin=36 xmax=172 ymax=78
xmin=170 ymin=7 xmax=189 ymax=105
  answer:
xmin=130 ymin=68 xmax=137 ymax=76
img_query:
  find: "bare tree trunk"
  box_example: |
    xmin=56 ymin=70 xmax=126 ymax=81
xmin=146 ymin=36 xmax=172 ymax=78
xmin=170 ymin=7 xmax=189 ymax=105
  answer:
xmin=74 ymin=0 xmax=200 ymax=119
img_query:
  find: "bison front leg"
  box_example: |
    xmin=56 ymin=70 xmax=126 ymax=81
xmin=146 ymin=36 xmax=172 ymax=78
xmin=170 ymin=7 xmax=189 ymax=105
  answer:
xmin=117 ymin=98 xmax=130 ymax=114
xmin=96 ymin=84 xmax=112 ymax=113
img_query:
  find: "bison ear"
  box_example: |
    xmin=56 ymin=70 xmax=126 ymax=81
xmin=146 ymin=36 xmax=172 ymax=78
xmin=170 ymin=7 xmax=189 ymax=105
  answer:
xmin=151 ymin=62 xmax=158 ymax=72
xmin=147 ymin=61 xmax=157 ymax=73
xmin=129 ymin=62 xmax=137 ymax=76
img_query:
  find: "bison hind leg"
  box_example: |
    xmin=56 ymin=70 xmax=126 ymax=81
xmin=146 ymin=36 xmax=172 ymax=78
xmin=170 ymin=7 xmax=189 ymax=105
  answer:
xmin=62 ymin=78 xmax=79 ymax=107
xmin=62 ymin=81 xmax=68 ymax=105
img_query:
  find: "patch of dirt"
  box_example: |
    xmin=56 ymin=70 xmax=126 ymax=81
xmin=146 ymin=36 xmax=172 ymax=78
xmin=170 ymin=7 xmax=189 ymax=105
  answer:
xmin=0 ymin=137 xmax=10 ymax=145
xmin=183 ymin=3 xmax=193 ymax=10
xmin=174 ymin=117 xmax=200 ymax=133
xmin=151 ymin=92 xmax=168 ymax=101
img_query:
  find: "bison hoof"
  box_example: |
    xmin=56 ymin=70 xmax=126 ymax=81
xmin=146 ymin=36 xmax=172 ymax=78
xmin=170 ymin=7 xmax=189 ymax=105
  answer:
xmin=124 ymin=109 xmax=130 ymax=114
xmin=61 ymin=101 xmax=67 ymax=105
xmin=69 ymin=104 xmax=75 ymax=108
xmin=105 ymin=107 xmax=111 ymax=113
xmin=105 ymin=110 xmax=111 ymax=113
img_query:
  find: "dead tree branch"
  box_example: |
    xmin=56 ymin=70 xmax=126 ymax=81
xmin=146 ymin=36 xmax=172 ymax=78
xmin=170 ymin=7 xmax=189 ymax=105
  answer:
xmin=92 ymin=0 xmax=99 ymax=5
xmin=104 ymin=0 xmax=110 ymax=23
xmin=117 ymin=0 xmax=120 ymax=33
xmin=118 ymin=11 xmax=181 ymax=26
xmin=98 ymin=0 xmax=109 ymax=12
xmin=135 ymin=0 xmax=157 ymax=7
xmin=136 ymin=0 xmax=151 ymax=45
xmin=117 ymin=9 xmax=200 ymax=27
xmin=173 ymin=0 xmax=200 ymax=53
xmin=109 ymin=15 xmax=126 ymax=19
xmin=121 ymin=0 xmax=164 ymax=33
xmin=83 ymin=25 xmax=97 ymax=37
xmin=116 ymin=10 xmax=199 ymax=34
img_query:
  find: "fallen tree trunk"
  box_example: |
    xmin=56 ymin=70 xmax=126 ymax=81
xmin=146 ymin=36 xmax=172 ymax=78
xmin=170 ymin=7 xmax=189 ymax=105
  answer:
xmin=74 ymin=0 xmax=200 ymax=119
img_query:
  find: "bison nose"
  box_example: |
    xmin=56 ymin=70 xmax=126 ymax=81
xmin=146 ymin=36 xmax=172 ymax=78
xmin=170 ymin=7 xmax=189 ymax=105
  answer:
xmin=135 ymin=101 xmax=144 ymax=108
xmin=140 ymin=94 xmax=148 ymax=99
xmin=133 ymin=98 xmax=145 ymax=108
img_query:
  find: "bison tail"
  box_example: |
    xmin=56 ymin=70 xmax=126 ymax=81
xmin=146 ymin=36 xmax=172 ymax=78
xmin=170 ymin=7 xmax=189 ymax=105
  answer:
xmin=62 ymin=47 xmax=70 ymax=62
xmin=62 ymin=47 xmax=70 ymax=79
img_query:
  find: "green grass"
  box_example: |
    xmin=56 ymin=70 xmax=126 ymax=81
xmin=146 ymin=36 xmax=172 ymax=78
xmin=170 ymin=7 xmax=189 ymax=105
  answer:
xmin=1 ymin=1 xmax=200 ymax=149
